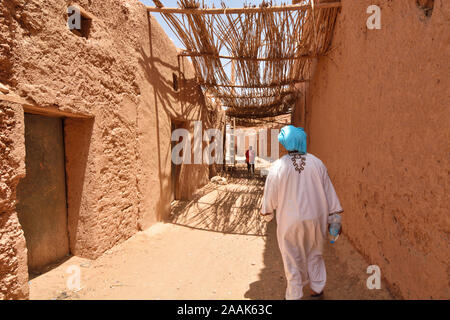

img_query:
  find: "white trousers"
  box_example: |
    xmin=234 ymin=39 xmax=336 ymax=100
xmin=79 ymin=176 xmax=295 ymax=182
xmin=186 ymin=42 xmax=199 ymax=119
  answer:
xmin=277 ymin=219 xmax=326 ymax=300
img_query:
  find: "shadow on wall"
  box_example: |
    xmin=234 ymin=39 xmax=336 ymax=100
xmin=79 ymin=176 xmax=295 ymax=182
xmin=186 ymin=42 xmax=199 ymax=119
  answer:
xmin=170 ymin=174 xmax=267 ymax=236
xmin=416 ymin=0 xmax=435 ymax=16
xmin=138 ymin=15 xmax=214 ymax=221
xmin=138 ymin=17 xmax=207 ymax=120
xmin=64 ymin=117 xmax=94 ymax=257
xmin=244 ymin=219 xmax=286 ymax=300
xmin=138 ymin=15 xmax=178 ymax=222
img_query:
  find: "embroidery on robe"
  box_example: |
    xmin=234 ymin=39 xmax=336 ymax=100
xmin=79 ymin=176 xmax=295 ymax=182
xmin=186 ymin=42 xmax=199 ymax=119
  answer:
xmin=290 ymin=153 xmax=306 ymax=174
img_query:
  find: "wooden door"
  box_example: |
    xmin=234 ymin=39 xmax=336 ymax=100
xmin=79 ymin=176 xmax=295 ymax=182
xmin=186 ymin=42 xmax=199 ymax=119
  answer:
xmin=16 ymin=114 xmax=70 ymax=273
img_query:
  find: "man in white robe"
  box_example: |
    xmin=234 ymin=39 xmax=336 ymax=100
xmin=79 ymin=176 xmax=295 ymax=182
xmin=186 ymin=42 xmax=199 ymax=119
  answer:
xmin=261 ymin=125 xmax=343 ymax=300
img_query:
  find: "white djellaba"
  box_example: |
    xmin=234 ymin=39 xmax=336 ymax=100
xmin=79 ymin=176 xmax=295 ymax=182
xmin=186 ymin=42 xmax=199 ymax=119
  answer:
xmin=261 ymin=126 xmax=342 ymax=300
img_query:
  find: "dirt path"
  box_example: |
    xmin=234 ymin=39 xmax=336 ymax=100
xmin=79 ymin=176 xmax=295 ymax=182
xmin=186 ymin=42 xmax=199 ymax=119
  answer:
xmin=29 ymin=175 xmax=393 ymax=300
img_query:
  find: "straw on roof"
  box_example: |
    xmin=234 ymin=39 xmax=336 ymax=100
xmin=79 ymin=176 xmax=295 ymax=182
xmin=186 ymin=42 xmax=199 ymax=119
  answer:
xmin=148 ymin=0 xmax=340 ymax=119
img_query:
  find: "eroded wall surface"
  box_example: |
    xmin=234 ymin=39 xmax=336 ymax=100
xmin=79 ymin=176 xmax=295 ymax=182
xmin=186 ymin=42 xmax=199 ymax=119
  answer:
xmin=295 ymin=0 xmax=449 ymax=299
xmin=0 ymin=103 xmax=28 ymax=299
xmin=1 ymin=0 xmax=216 ymax=298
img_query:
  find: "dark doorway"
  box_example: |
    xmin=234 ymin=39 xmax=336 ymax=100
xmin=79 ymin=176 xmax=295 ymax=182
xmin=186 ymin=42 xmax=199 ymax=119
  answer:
xmin=171 ymin=120 xmax=188 ymax=201
xmin=171 ymin=121 xmax=177 ymax=202
xmin=16 ymin=113 xmax=70 ymax=274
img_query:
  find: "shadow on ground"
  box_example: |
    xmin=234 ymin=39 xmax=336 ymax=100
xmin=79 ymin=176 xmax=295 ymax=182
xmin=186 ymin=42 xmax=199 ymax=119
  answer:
xmin=170 ymin=167 xmax=267 ymax=236
xmin=244 ymin=219 xmax=286 ymax=299
xmin=170 ymin=166 xmax=394 ymax=300
xmin=170 ymin=167 xmax=287 ymax=299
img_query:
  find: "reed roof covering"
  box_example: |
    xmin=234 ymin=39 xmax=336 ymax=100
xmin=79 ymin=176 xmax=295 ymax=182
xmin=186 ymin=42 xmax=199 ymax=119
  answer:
xmin=148 ymin=1 xmax=340 ymax=119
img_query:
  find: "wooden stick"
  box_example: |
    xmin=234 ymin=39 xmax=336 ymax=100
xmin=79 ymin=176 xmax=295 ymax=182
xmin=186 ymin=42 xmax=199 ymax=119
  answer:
xmin=147 ymin=2 xmax=342 ymax=15
xmin=179 ymin=51 xmax=315 ymax=61
xmin=214 ymin=90 xmax=297 ymax=99
xmin=199 ymin=79 xmax=308 ymax=88
xmin=0 ymin=93 xmax=93 ymax=118
xmin=226 ymin=111 xmax=292 ymax=119
xmin=70 ymin=4 xmax=96 ymax=20
xmin=150 ymin=0 xmax=340 ymax=118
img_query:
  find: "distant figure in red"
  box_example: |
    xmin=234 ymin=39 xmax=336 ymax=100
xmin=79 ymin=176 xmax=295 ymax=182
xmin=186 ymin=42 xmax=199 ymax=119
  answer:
xmin=245 ymin=146 xmax=255 ymax=174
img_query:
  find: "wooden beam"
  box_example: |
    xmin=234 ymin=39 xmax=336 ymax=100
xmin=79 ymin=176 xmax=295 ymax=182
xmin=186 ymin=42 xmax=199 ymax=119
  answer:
xmin=199 ymin=79 xmax=308 ymax=88
xmin=69 ymin=4 xmax=96 ymax=20
xmin=179 ymin=51 xmax=314 ymax=61
xmin=226 ymin=111 xmax=292 ymax=119
xmin=147 ymin=2 xmax=341 ymax=15
xmin=225 ymin=98 xmax=297 ymax=110
xmin=23 ymin=105 xmax=93 ymax=119
xmin=0 ymin=93 xmax=35 ymax=107
xmin=234 ymin=116 xmax=291 ymax=126
xmin=0 ymin=93 xmax=93 ymax=118
xmin=215 ymin=90 xmax=297 ymax=99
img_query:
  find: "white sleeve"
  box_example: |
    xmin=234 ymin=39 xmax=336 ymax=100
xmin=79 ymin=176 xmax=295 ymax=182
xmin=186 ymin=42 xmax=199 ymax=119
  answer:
xmin=261 ymin=165 xmax=278 ymax=214
xmin=321 ymin=163 xmax=343 ymax=215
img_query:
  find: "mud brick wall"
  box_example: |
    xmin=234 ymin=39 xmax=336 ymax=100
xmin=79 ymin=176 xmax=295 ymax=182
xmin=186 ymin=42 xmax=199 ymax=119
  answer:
xmin=0 ymin=102 xmax=28 ymax=299
xmin=0 ymin=0 xmax=219 ymax=298
xmin=294 ymin=0 xmax=449 ymax=299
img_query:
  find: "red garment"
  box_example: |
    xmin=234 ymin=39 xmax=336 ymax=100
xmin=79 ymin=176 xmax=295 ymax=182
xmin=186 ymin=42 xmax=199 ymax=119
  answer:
xmin=245 ymin=150 xmax=249 ymax=163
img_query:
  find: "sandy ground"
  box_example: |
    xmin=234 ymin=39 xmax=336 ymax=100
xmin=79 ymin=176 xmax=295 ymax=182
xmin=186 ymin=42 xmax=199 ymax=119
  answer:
xmin=29 ymin=174 xmax=393 ymax=300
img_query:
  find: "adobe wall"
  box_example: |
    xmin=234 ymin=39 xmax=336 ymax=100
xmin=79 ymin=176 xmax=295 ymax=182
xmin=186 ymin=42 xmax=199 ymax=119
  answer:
xmin=0 ymin=102 xmax=28 ymax=299
xmin=294 ymin=0 xmax=449 ymax=299
xmin=0 ymin=0 xmax=216 ymax=298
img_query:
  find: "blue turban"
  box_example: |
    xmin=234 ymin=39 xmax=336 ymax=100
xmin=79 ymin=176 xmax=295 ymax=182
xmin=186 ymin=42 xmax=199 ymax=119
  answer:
xmin=278 ymin=125 xmax=307 ymax=154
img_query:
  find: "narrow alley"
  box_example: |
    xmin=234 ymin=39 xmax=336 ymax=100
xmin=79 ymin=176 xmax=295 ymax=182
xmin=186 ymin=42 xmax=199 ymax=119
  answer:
xmin=29 ymin=169 xmax=392 ymax=300
xmin=1 ymin=0 xmax=447 ymax=301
